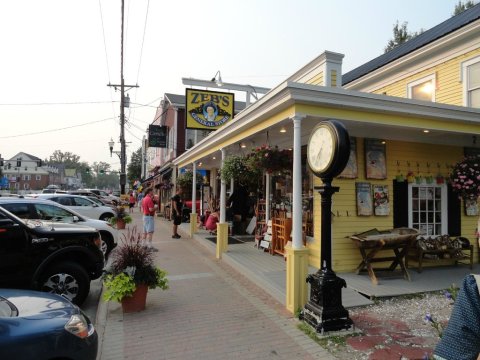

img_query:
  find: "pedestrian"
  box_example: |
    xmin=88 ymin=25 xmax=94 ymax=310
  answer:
xmin=128 ymin=191 xmax=136 ymax=214
xmin=171 ymin=187 xmax=183 ymax=238
xmin=227 ymin=183 xmax=249 ymax=234
xmin=433 ymin=274 xmax=480 ymax=359
xmin=137 ymin=191 xmax=144 ymax=212
xmin=141 ymin=188 xmax=158 ymax=251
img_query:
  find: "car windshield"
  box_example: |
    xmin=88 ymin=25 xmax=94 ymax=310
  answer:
xmin=35 ymin=204 xmax=76 ymax=222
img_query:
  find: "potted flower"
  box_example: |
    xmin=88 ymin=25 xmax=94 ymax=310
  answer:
xmin=449 ymin=155 xmax=480 ymax=200
xmin=109 ymin=206 xmax=133 ymax=229
xmin=103 ymin=228 xmax=169 ymax=313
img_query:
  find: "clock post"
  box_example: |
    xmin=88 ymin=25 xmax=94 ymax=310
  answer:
xmin=300 ymin=120 xmax=353 ymax=333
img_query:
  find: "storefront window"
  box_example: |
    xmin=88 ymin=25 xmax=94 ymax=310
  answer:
xmin=408 ymin=183 xmax=447 ymax=235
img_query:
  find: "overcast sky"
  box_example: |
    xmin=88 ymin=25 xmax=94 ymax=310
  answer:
xmin=0 ymin=0 xmax=466 ymax=170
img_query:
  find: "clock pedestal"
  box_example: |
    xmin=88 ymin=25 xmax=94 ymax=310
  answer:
xmin=301 ymin=268 xmax=353 ymax=332
xmin=299 ymin=180 xmax=353 ymax=333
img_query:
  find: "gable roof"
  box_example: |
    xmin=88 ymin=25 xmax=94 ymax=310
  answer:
xmin=164 ymin=93 xmax=246 ymax=113
xmin=342 ymin=3 xmax=480 ymax=85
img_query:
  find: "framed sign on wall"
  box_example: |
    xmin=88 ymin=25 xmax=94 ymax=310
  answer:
xmin=356 ymin=182 xmax=373 ymax=216
xmin=365 ymin=139 xmax=387 ymax=179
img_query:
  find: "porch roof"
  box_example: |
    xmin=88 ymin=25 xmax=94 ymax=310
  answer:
xmin=173 ymin=81 xmax=480 ymax=170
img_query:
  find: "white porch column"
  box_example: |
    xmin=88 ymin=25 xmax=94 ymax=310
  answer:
xmin=220 ymin=149 xmax=226 ymax=223
xmin=192 ymin=163 xmax=197 ymax=214
xmin=292 ymin=115 xmax=304 ymax=249
xmin=190 ymin=162 xmax=198 ymax=236
xmin=285 ymin=114 xmax=308 ymax=314
xmin=265 ymin=172 xmax=270 ymax=224
xmin=217 ymin=148 xmax=228 ymax=258
xmin=230 ymin=178 xmax=234 ymax=196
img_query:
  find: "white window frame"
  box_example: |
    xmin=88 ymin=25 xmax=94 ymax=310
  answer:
xmin=23 ymin=175 xmax=31 ymax=181
xmin=407 ymin=74 xmax=436 ymax=102
xmin=36 ymin=175 xmax=41 ymax=181
xmin=461 ymin=56 xmax=480 ymax=107
xmin=23 ymin=183 xmax=30 ymax=190
xmin=408 ymin=183 xmax=447 ymax=236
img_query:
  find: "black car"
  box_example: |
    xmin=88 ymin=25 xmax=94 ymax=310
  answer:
xmin=0 ymin=207 xmax=104 ymax=305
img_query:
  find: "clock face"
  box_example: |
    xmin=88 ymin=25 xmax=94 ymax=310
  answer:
xmin=307 ymin=125 xmax=335 ymax=174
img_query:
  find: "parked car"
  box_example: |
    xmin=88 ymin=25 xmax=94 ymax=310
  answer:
xmin=0 ymin=288 xmax=98 ymax=360
xmin=0 ymin=198 xmax=118 ymax=258
xmin=82 ymin=188 xmax=121 ymax=205
xmin=85 ymin=194 xmax=117 ymax=211
xmin=0 ymin=207 xmax=104 ymax=305
xmin=29 ymin=194 xmax=116 ymax=221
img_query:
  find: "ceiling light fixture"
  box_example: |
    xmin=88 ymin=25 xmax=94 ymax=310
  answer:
xmin=240 ymin=143 xmax=246 ymax=148
xmin=280 ymin=126 xmax=286 ymax=133
xmin=423 ymin=129 xmax=430 ymax=133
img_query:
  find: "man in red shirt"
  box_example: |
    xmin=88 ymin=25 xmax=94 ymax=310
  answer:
xmin=141 ymin=188 xmax=157 ymax=251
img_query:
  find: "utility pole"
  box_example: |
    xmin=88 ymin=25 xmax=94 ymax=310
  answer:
xmin=108 ymin=0 xmax=138 ymax=195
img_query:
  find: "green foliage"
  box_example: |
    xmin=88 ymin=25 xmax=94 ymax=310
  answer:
xmin=127 ymin=148 xmax=142 ymax=184
xmin=103 ymin=273 xmax=136 ymax=302
xmin=449 ymin=155 xmax=480 ymax=200
xmin=176 ymin=170 xmax=203 ymax=190
xmin=384 ymin=21 xmax=423 ymax=53
xmin=219 ymin=155 xmax=251 ymax=182
xmin=453 ymin=0 xmax=476 ymax=16
xmin=246 ymin=146 xmax=292 ymax=174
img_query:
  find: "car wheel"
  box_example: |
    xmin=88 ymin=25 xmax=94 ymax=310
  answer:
xmin=99 ymin=213 xmax=114 ymax=221
xmin=39 ymin=262 xmax=90 ymax=305
xmin=99 ymin=231 xmax=115 ymax=258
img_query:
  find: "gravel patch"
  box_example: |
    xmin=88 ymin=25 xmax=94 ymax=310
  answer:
xmin=304 ymin=290 xmax=456 ymax=359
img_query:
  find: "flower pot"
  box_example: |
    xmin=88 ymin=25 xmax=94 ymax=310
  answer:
xmin=116 ymin=219 xmax=126 ymax=230
xmin=396 ymin=174 xmax=405 ymax=182
xmin=436 ymin=176 xmax=444 ymax=184
xmin=121 ymin=284 xmax=148 ymax=313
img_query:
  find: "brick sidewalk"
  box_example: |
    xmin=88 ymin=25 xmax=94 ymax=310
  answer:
xmin=96 ymin=213 xmax=335 ymax=360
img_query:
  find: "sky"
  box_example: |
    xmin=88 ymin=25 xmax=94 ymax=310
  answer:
xmin=0 ymin=0 xmax=466 ymax=171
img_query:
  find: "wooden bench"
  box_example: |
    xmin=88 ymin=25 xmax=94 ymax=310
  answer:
xmin=406 ymin=235 xmax=473 ymax=273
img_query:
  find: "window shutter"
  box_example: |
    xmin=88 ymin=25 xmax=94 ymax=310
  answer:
xmin=393 ymin=180 xmax=409 ymax=228
xmin=447 ymin=184 xmax=461 ymax=236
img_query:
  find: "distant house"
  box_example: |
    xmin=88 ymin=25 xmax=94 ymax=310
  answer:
xmin=2 ymin=152 xmax=49 ymax=191
xmin=64 ymin=168 xmax=82 ymax=189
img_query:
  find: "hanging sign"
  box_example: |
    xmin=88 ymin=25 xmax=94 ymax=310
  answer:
xmin=148 ymin=125 xmax=167 ymax=148
xmin=185 ymin=89 xmax=234 ymax=130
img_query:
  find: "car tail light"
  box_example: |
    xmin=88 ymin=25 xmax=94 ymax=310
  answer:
xmin=94 ymin=235 xmax=102 ymax=249
xmin=65 ymin=314 xmax=93 ymax=338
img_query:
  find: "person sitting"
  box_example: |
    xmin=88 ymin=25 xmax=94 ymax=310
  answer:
xmin=205 ymin=209 xmax=219 ymax=235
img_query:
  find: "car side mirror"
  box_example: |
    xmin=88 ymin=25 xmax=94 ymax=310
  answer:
xmin=92 ymin=203 xmax=99 ymax=208
xmin=72 ymin=216 xmax=79 ymax=222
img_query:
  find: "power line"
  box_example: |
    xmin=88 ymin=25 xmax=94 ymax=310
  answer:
xmin=0 ymin=100 xmax=117 ymax=106
xmin=136 ymin=0 xmax=150 ymax=84
xmin=0 ymin=117 xmax=114 ymax=139
xmin=98 ymin=0 xmax=117 ymax=123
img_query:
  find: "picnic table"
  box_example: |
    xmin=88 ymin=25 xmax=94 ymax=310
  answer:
xmin=350 ymin=228 xmax=420 ymax=285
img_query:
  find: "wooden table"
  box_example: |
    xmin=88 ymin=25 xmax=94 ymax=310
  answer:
xmin=350 ymin=228 xmax=420 ymax=285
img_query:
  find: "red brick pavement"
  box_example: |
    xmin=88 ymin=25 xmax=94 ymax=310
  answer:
xmin=96 ymin=213 xmax=335 ymax=360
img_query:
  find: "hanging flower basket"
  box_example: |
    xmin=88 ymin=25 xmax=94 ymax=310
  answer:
xmin=449 ymin=155 xmax=480 ymax=200
xmin=246 ymin=145 xmax=292 ymax=174
xmin=219 ymin=155 xmax=257 ymax=183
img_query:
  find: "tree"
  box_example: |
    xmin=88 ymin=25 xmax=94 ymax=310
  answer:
xmin=47 ymin=150 xmax=81 ymax=167
xmin=384 ymin=21 xmax=423 ymax=53
xmin=453 ymin=0 xmax=476 ymax=16
xmin=127 ymin=148 xmax=142 ymax=185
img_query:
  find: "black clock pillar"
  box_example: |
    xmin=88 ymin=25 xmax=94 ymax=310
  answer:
xmin=317 ymin=177 xmax=337 ymax=271
xmin=301 ymin=120 xmax=353 ymax=333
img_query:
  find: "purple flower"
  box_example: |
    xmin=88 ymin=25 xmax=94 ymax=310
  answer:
xmin=444 ymin=291 xmax=452 ymax=300
xmin=424 ymin=313 xmax=433 ymax=323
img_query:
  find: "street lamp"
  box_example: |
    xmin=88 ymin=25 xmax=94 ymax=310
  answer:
xmin=210 ymin=70 xmax=223 ymax=87
xmin=108 ymin=138 xmax=121 ymax=159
